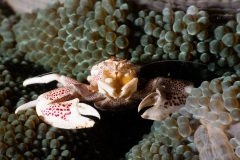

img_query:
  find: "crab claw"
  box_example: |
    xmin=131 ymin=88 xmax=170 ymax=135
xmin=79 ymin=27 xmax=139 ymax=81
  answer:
xmin=36 ymin=98 xmax=100 ymax=129
xmin=78 ymin=103 xmax=101 ymax=119
xmin=138 ymin=88 xmax=169 ymax=121
xmin=15 ymin=100 xmax=38 ymax=114
xmin=16 ymin=98 xmax=100 ymax=129
xmin=23 ymin=74 xmax=61 ymax=87
xmin=23 ymin=74 xmax=80 ymax=87
xmin=138 ymin=77 xmax=194 ymax=121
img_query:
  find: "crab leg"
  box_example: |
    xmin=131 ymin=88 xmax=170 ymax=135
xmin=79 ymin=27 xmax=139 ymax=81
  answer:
xmin=23 ymin=74 xmax=80 ymax=87
xmin=23 ymin=74 xmax=61 ymax=86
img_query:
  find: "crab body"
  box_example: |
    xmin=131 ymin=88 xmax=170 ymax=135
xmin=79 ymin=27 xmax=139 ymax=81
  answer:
xmin=16 ymin=58 xmax=194 ymax=129
xmin=87 ymin=58 xmax=140 ymax=111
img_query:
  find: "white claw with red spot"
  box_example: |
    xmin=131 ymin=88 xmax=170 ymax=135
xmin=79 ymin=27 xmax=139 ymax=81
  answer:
xmin=36 ymin=98 xmax=100 ymax=129
xmin=23 ymin=74 xmax=80 ymax=87
xmin=15 ymin=97 xmax=100 ymax=129
xmin=16 ymin=74 xmax=100 ymax=129
xmin=23 ymin=74 xmax=61 ymax=87
xmin=138 ymin=77 xmax=194 ymax=121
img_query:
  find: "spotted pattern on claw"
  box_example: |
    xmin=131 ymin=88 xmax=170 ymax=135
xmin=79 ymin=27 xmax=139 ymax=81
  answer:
xmin=139 ymin=77 xmax=194 ymax=121
xmin=161 ymin=79 xmax=190 ymax=93
xmin=164 ymin=94 xmax=187 ymax=108
xmin=40 ymin=102 xmax=72 ymax=121
xmin=161 ymin=79 xmax=191 ymax=109
xmin=43 ymin=86 xmax=73 ymax=101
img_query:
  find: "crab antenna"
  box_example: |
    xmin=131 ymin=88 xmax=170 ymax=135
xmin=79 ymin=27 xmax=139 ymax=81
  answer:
xmin=23 ymin=74 xmax=61 ymax=87
xmin=15 ymin=100 xmax=38 ymax=114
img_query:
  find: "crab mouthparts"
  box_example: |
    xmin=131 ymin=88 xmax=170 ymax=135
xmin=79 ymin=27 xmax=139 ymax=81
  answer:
xmin=97 ymin=75 xmax=138 ymax=99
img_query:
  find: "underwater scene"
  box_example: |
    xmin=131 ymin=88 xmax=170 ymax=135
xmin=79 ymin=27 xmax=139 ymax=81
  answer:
xmin=1 ymin=0 xmax=240 ymax=159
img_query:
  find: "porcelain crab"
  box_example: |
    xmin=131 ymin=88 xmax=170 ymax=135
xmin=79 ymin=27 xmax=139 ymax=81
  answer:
xmin=15 ymin=58 xmax=194 ymax=129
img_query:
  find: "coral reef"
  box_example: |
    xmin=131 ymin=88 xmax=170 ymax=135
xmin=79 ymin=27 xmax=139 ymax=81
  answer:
xmin=130 ymin=6 xmax=211 ymax=64
xmin=0 ymin=12 xmax=20 ymax=58
xmin=179 ymin=74 xmax=240 ymax=159
xmin=129 ymin=5 xmax=240 ymax=76
xmin=125 ymin=113 xmax=200 ymax=159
